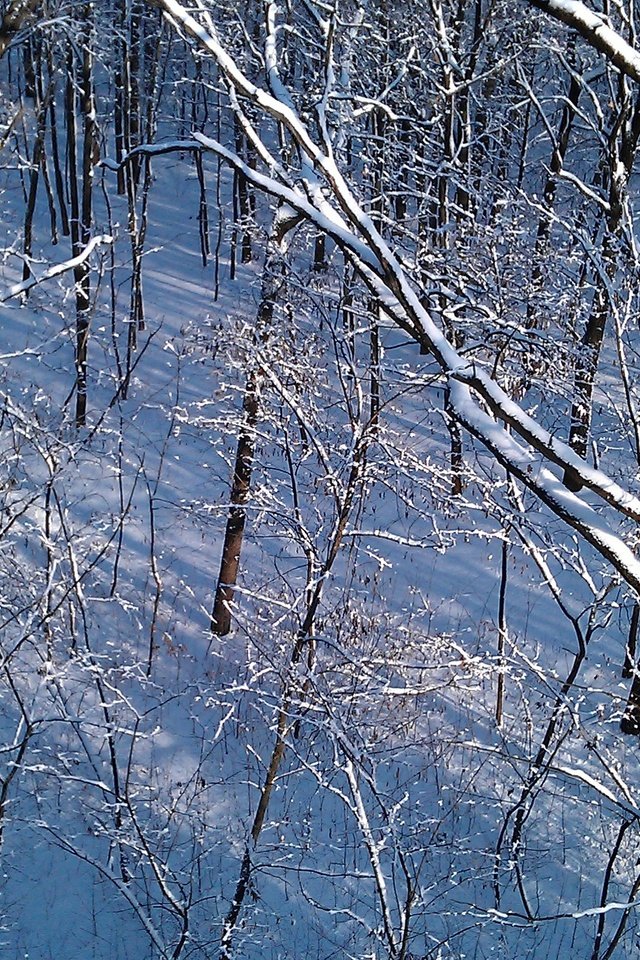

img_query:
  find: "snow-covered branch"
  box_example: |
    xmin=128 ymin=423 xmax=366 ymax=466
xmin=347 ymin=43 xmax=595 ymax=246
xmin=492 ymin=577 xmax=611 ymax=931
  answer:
xmin=148 ymin=0 xmax=640 ymax=596
xmin=526 ymin=0 xmax=640 ymax=82
xmin=1 ymin=235 xmax=113 ymax=303
xmin=99 ymin=140 xmax=201 ymax=172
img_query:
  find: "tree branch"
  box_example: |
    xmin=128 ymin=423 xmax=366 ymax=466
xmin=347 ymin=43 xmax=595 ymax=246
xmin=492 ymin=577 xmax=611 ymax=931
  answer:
xmin=1 ymin=234 xmax=113 ymax=302
xmin=526 ymin=0 xmax=640 ymax=82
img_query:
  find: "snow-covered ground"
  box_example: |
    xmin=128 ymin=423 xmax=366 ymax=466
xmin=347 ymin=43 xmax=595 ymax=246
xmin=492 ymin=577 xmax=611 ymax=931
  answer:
xmin=2 ymin=43 xmax=640 ymax=960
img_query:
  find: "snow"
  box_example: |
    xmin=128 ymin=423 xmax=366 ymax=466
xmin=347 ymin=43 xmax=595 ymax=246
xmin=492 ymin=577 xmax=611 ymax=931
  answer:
xmin=0 ymin=234 xmax=113 ymax=302
xmin=530 ymin=0 xmax=640 ymax=82
xmin=3 ymin=3 xmax=640 ymax=959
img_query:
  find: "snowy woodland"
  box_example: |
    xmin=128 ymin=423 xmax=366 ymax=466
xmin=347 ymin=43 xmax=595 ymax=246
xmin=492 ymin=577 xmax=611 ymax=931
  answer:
xmin=8 ymin=0 xmax=640 ymax=957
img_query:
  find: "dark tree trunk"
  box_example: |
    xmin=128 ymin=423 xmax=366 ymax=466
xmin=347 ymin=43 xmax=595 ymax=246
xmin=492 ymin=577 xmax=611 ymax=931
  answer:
xmin=211 ymin=212 xmax=298 ymax=635
xmin=66 ymin=8 xmax=96 ymax=429
xmin=563 ymin=81 xmax=640 ymax=489
xmin=623 ymin=602 xmax=640 ymax=678
xmin=210 ymin=363 xmax=263 ymax=636
xmin=621 ymin=669 xmax=640 ymax=735
xmin=527 ymin=52 xmax=581 ymax=331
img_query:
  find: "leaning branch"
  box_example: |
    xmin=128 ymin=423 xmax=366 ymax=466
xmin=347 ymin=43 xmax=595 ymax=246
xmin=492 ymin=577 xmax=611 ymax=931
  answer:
xmin=99 ymin=140 xmax=201 ymax=171
xmin=193 ymin=132 xmax=640 ymax=522
xmin=149 ymin=0 xmax=640 ymax=596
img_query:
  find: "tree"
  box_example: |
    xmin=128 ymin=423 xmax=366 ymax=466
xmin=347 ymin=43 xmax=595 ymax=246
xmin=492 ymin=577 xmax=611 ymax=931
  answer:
xmin=151 ymin=0 xmax=640 ymax=587
xmin=5 ymin=2 xmax=640 ymax=959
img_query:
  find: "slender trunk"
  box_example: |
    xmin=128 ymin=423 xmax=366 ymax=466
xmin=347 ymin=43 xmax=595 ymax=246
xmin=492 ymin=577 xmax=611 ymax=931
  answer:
xmin=342 ymin=254 xmax=355 ymax=350
xmin=234 ymin=115 xmax=252 ymax=264
xmin=47 ymin=46 xmax=70 ymax=236
xmin=210 ymin=364 xmax=262 ymax=636
xmin=527 ymin=56 xmax=581 ymax=330
xmin=122 ymin=17 xmax=161 ymax=376
xmin=370 ymin=314 xmax=380 ymax=431
xmin=590 ymin=820 xmax=632 ymax=960
xmin=114 ymin=0 xmax=126 ymax=194
xmin=213 ymin=91 xmax=223 ymax=299
xmin=196 ymin=149 xmax=210 ymax=266
xmin=219 ymin=439 xmax=369 ymax=960
xmin=623 ymin=602 xmax=639 ymax=678
xmin=564 ymin=82 xmax=640 ymax=489
xmin=229 ymin=165 xmax=238 ymax=281
xmin=495 ymin=534 xmax=509 ymax=727
xmin=67 ymin=9 xmax=96 ymax=429
xmin=128 ymin=0 xmax=142 ymax=186
xmin=563 ymin=283 xmax=609 ymax=490
xmin=21 ymin=93 xmax=46 ymax=284
xmin=394 ymin=118 xmax=410 ymax=222
xmin=211 ymin=213 xmax=296 ymax=635
xmin=436 ymin=42 xmax=466 ymax=493
xmin=495 ymin=627 xmax=588 ymax=910
xmin=33 ymin=52 xmax=57 ymax=244
xmin=369 ymin=108 xmax=385 ymax=437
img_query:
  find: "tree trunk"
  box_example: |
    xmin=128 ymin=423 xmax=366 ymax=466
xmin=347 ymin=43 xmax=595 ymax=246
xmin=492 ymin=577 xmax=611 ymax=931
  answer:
xmin=621 ymin=669 xmax=640 ymax=735
xmin=211 ymin=211 xmax=298 ymax=635
xmin=563 ymin=81 xmax=640 ymax=489
xmin=67 ymin=8 xmax=96 ymax=429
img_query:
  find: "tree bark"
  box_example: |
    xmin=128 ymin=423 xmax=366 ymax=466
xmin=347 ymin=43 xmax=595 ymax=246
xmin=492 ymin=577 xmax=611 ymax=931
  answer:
xmin=211 ymin=210 xmax=298 ymax=635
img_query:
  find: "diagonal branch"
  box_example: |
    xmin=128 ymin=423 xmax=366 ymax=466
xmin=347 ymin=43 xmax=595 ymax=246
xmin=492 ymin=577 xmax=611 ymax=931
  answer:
xmin=1 ymin=234 xmax=113 ymax=303
xmin=526 ymin=0 xmax=640 ymax=82
xmin=149 ymin=0 xmax=640 ymax=595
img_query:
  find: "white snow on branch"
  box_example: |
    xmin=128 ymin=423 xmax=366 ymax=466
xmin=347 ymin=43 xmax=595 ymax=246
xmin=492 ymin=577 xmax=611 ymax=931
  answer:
xmin=156 ymin=0 xmax=640 ymax=595
xmin=528 ymin=0 xmax=640 ymax=82
xmin=1 ymin=234 xmax=113 ymax=302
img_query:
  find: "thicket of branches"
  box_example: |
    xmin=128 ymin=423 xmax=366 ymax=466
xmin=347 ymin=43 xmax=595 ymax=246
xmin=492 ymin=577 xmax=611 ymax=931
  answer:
xmin=4 ymin=1 xmax=640 ymax=959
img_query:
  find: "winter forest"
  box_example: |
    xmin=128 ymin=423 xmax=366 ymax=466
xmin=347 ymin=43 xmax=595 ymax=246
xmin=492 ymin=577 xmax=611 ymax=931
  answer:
xmin=9 ymin=0 xmax=640 ymax=957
